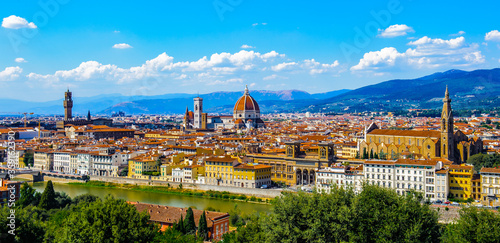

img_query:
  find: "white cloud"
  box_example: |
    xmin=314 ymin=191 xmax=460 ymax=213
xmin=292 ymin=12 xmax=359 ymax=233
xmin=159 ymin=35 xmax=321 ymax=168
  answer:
xmin=252 ymin=23 xmax=267 ymax=27
xmin=450 ymin=31 xmax=466 ymax=37
xmin=0 ymin=66 xmax=22 ymax=81
xmin=485 ymin=30 xmax=500 ymax=42
xmin=28 ymin=50 xmax=285 ymax=84
xmin=378 ymin=24 xmax=414 ymax=38
xmin=15 ymin=58 xmax=27 ymax=63
xmin=351 ymin=36 xmax=484 ymax=73
xmin=302 ymin=59 xmax=340 ymax=75
xmin=272 ymin=62 xmax=298 ymax=71
xmin=241 ymin=44 xmax=255 ymax=49
xmin=113 ymin=30 xmax=120 ymax=33
xmin=1 ymin=15 xmax=37 ymax=29
xmin=112 ymin=43 xmax=133 ymax=49
xmin=351 ymin=47 xmax=404 ymax=71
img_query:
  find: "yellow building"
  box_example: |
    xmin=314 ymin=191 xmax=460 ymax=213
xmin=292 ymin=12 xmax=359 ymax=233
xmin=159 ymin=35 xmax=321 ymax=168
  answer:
xmin=128 ymin=156 xmax=159 ymax=178
xmin=233 ymin=163 xmax=271 ymax=188
xmin=448 ymin=164 xmax=473 ymax=199
xmin=160 ymin=163 xmax=185 ymax=177
xmin=471 ymin=174 xmax=481 ymax=201
xmin=359 ymin=88 xmax=482 ymax=163
xmin=205 ymin=157 xmax=237 ymax=186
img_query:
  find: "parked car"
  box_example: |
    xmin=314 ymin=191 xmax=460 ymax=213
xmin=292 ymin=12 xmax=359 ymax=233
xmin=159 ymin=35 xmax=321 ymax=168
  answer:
xmin=444 ymin=201 xmax=451 ymax=204
xmin=435 ymin=200 xmax=443 ymax=204
xmin=260 ymin=184 xmax=268 ymax=189
xmin=451 ymin=202 xmax=460 ymax=206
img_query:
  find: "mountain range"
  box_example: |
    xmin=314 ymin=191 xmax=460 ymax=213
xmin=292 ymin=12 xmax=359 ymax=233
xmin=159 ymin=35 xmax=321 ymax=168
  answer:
xmin=2 ymin=68 xmax=500 ymax=116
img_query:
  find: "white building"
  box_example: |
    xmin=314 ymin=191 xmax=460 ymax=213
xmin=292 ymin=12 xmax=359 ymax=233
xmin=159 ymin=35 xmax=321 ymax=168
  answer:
xmin=53 ymin=151 xmax=71 ymax=173
xmin=172 ymin=168 xmax=184 ymax=183
xmin=316 ymin=165 xmax=364 ymax=194
xmin=77 ymin=153 xmax=91 ymax=175
xmin=363 ymin=159 xmax=447 ymax=201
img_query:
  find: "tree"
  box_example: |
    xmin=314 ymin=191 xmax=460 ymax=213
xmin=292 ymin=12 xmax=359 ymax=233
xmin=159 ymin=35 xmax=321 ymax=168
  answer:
xmin=50 ymin=195 xmax=158 ymax=242
xmin=197 ymin=211 xmax=209 ymax=241
xmin=370 ymin=149 xmax=374 ymax=159
xmin=350 ymin=184 xmax=440 ymax=243
xmin=39 ymin=180 xmax=58 ymax=210
xmin=184 ymin=207 xmax=196 ymax=235
xmin=374 ymin=152 xmax=379 ymax=159
xmin=229 ymin=204 xmax=245 ymax=227
xmin=55 ymin=191 xmax=72 ymax=208
xmin=443 ymin=207 xmax=500 ymax=243
xmin=0 ymin=205 xmax=45 ymax=243
xmin=174 ymin=214 xmax=186 ymax=234
xmin=23 ymin=151 xmax=34 ymax=167
xmin=72 ymin=193 xmax=99 ymax=205
xmin=18 ymin=182 xmax=40 ymax=207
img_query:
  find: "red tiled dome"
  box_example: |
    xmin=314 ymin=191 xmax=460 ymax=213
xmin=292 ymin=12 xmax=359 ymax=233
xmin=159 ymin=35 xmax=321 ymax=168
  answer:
xmin=234 ymin=86 xmax=260 ymax=112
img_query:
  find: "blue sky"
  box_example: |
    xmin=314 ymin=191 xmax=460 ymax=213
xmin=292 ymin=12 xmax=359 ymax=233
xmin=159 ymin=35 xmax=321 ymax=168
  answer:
xmin=0 ymin=0 xmax=499 ymax=101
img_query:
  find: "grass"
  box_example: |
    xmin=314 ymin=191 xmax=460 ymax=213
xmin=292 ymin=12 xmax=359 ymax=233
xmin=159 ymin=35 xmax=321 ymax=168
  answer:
xmin=67 ymin=181 xmax=272 ymax=204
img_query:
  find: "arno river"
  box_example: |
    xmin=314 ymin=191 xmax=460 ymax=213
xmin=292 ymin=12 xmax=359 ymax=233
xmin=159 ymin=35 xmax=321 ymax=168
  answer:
xmin=31 ymin=182 xmax=272 ymax=214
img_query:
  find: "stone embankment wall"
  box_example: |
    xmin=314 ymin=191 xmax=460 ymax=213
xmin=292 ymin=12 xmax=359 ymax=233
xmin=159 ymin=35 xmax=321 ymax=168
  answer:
xmin=91 ymin=176 xmax=283 ymax=198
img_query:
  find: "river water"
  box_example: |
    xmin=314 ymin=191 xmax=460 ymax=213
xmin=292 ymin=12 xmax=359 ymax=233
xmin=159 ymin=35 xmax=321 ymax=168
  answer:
xmin=31 ymin=182 xmax=272 ymax=214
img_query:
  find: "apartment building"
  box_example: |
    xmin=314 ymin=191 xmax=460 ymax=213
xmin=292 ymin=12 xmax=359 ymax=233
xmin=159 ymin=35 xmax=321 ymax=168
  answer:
xmin=53 ymin=151 xmax=71 ymax=173
xmin=33 ymin=149 xmax=53 ymax=171
xmin=233 ymin=163 xmax=272 ymax=188
xmin=480 ymin=167 xmax=500 ymax=207
xmin=363 ymin=159 xmax=447 ymax=201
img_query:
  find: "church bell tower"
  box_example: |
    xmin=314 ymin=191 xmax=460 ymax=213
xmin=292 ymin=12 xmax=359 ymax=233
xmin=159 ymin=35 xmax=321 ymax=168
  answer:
xmin=441 ymin=86 xmax=454 ymax=161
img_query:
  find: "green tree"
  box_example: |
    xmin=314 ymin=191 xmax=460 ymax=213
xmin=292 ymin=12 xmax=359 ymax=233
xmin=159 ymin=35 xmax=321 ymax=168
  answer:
xmin=370 ymin=149 xmax=374 ymax=159
xmin=229 ymin=204 xmax=245 ymax=227
xmin=197 ymin=211 xmax=209 ymax=241
xmin=350 ymin=184 xmax=440 ymax=242
xmin=443 ymin=207 xmax=500 ymax=243
xmin=0 ymin=205 xmax=45 ymax=243
xmin=55 ymin=191 xmax=72 ymax=208
xmin=154 ymin=228 xmax=201 ymax=243
xmin=467 ymin=153 xmax=500 ymax=173
xmin=184 ymin=207 xmax=196 ymax=235
xmin=23 ymin=151 xmax=34 ymax=167
xmin=18 ymin=182 xmax=40 ymax=207
xmin=72 ymin=193 xmax=100 ymax=205
xmin=174 ymin=214 xmax=186 ymax=234
xmin=39 ymin=180 xmax=58 ymax=210
xmin=374 ymin=152 xmax=379 ymax=159
xmin=50 ymin=195 xmax=158 ymax=242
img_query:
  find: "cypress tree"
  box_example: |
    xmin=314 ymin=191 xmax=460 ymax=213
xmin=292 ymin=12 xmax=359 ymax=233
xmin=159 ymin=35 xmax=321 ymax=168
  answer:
xmin=198 ymin=211 xmax=209 ymax=241
xmin=39 ymin=180 xmax=57 ymax=210
xmin=370 ymin=150 xmax=374 ymax=159
xmin=176 ymin=214 xmax=185 ymax=234
xmin=184 ymin=207 xmax=196 ymax=235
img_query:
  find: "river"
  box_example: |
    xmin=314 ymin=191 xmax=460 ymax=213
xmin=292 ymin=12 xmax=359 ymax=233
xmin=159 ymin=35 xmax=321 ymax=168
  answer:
xmin=31 ymin=182 xmax=273 ymax=214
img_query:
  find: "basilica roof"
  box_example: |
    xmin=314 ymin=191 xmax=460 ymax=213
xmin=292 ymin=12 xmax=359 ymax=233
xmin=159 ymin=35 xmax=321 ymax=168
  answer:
xmin=234 ymin=85 xmax=260 ymax=113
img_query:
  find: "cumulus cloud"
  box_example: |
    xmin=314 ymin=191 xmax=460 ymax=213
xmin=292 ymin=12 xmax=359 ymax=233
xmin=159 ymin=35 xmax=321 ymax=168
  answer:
xmin=485 ymin=30 xmax=500 ymax=42
xmin=0 ymin=66 xmax=23 ymax=81
xmin=1 ymin=15 xmax=37 ymax=29
xmin=241 ymin=44 xmax=255 ymax=49
xmin=15 ymin=58 xmax=27 ymax=63
xmin=378 ymin=24 xmax=414 ymax=38
xmin=27 ymin=50 xmax=285 ymax=84
xmin=351 ymin=36 xmax=484 ymax=73
xmin=112 ymin=43 xmax=133 ymax=49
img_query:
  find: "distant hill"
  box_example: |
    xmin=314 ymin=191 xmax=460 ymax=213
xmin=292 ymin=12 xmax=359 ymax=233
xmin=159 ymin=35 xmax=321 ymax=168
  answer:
xmin=4 ymin=68 xmax=500 ymax=115
xmin=101 ymin=89 xmax=350 ymax=114
xmin=305 ymin=68 xmax=500 ymax=113
xmin=0 ymin=89 xmax=350 ymax=115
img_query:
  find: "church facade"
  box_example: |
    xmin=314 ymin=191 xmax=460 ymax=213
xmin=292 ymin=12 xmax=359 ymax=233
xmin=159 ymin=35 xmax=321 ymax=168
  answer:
xmin=183 ymin=86 xmax=265 ymax=130
xmin=359 ymin=87 xmax=483 ymax=163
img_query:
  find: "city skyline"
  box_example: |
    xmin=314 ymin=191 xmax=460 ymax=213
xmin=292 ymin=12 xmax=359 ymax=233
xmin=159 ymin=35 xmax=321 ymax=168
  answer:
xmin=1 ymin=1 xmax=500 ymax=102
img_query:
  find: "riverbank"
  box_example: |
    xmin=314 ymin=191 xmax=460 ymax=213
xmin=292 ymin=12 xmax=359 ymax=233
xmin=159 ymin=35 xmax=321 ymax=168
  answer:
xmin=90 ymin=175 xmax=283 ymax=198
xmin=68 ymin=181 xmax=274 ymax=205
